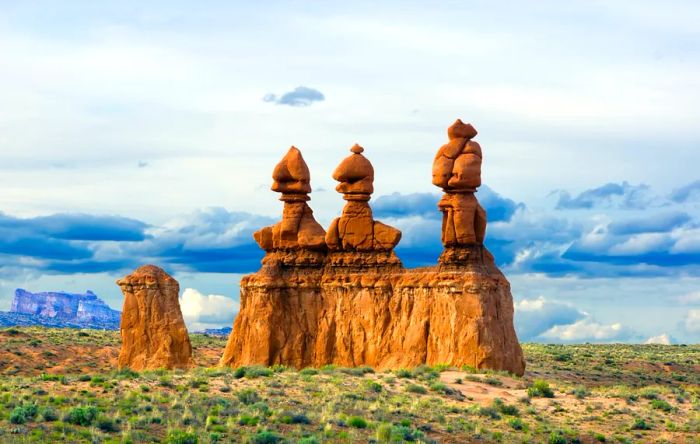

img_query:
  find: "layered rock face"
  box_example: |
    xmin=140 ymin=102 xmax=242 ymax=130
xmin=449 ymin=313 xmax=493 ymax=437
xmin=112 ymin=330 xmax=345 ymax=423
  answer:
xmin=221 ymin=123 xmax=525 ymax=376
xmin=9 ymin=289 xmax=120 ymax=329
xmin=117 ymin=265 xmax=193 ymax=370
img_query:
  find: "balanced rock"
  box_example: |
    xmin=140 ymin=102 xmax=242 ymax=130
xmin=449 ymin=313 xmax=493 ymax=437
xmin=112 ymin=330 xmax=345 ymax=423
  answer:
xmin=253 ymin=147 xmax=326 ymax=256
xmin=117 ymin=265 xmax=193 ymax=371
xmin=221 ymin=125 xmax=525 ymax=376
xmin=433 ymin=119 xmax=487 ymax=247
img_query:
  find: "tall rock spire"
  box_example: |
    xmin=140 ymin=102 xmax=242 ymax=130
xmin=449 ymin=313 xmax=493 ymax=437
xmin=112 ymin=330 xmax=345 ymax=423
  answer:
xmin=432 ymin=119 xmax=487 ymax=248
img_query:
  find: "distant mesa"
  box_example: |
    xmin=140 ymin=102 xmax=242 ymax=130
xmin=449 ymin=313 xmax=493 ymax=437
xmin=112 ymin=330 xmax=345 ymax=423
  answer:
xmin=0 ymin=289 xmax=120 ymax=330
xmin=117 ymin=265 xmax=193 ymax=371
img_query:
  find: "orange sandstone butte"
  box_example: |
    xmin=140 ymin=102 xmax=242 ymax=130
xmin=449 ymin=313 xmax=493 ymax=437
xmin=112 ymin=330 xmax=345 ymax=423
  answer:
xmin=221 ymin=125 xmax=525 ymax=376
xmin=117 ymin=265 xmax=193 ymax=371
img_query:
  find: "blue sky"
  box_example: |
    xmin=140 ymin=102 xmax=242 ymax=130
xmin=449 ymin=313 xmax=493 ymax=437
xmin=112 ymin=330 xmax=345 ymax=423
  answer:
xmin=0 ymin=1 xmax=699 ymax=341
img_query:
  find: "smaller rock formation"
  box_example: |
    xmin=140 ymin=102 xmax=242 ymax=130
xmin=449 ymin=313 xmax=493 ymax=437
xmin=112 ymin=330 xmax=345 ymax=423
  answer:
xmin=325 ymin=144 xmax=402 ymax=267
xmin=432 ymin=119 xmax=487 ymax=248
xmin=253 ymin=146 xmax=327 ymax=266
xmin=117 ymin=265 xmax=192 ymax=371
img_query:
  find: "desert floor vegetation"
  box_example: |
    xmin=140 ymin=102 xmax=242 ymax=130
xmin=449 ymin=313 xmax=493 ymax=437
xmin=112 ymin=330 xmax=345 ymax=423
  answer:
xmin=0 ymin=327 xmax=698 ymax=443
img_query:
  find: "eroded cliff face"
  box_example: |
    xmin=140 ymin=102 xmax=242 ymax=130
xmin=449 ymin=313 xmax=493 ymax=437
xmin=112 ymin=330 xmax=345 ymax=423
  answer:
xmin=117 ymin=265 xmax=193 ymax=371
xmin=221 ymin=123 xmax=525 ymax=376
xmin=221 ymin=247 xmax=524 ymax=375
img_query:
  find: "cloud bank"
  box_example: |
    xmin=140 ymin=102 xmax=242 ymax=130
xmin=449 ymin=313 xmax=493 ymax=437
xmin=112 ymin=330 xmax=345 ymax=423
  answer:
xmin=263 ymin=86 xmax=325 ymax=107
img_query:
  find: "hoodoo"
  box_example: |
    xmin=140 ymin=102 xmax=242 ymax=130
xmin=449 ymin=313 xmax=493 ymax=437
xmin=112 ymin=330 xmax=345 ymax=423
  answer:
xmin=221 ymin=123 xmax=525 ymax=375
xmin=117 ymin=265 xmax=193 ymax=371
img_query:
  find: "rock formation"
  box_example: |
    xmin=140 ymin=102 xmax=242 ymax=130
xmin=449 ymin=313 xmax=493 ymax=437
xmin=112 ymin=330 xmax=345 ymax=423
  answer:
xmin=221 ymin=124 xmax=525 ymax=376
xmin=432 ymin=119 xmax=487 ymax=247
xmin=117 ymin=265 xmax=193 ymax=370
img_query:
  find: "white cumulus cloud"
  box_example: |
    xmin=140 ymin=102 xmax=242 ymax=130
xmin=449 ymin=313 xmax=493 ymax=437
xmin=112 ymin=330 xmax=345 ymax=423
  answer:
xmin=684 ymin=309 xmax=700 ymax=335
xmin=179 ymin=288 xmax=239 ymax=331
xmin=644 ymin=333 xmax=673 ymax=345
xmin=540 ymin=319 xmax=633 ymax=343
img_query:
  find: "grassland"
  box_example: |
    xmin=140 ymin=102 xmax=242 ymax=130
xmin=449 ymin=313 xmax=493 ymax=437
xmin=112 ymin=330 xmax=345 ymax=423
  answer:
xmin=0 ymin=327 xmax=698 ymax=443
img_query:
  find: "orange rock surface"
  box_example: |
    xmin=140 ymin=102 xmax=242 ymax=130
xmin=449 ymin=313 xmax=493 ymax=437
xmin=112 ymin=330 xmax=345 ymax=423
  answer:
xmin=325 ymin=145 xmax=401 ymax=251
xmin=433 ymin=119 xmax=487 ymax=246
xmin=221 ymin=125 xmax=525 ymax=376
xmin=254 ymin=147 xmax=326 ymax=252
xmin=117 ymin=265 xmax=193 ymax=371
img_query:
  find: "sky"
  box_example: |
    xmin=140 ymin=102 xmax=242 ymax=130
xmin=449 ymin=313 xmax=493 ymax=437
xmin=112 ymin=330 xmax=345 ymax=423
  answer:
xmin=0 ymin=1 xmax=699 ymax=342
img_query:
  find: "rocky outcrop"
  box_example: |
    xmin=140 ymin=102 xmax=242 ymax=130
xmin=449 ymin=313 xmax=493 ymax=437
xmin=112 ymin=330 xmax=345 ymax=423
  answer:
xmin=221 ymin=123 xmax=525 ymax=376
xmin=8 ymin=289 xmax=120 ymax=329
xmin=116 ymin=265 xmax=193 ymax=370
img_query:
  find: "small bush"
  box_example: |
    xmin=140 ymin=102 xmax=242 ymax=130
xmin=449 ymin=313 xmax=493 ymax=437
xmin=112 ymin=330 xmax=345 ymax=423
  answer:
xmin=233 ymin=367 xmax=246 ymax=379
xmin=348 ymin=416 xmax=368 ymax=428
xmin=406 ymin=384 xmax=427 ymax=394
xmin=508 ymin=417 xmax=526 ymax=430
xmin=279 ymin=412 xmax=310 ymax=424
xmin=41 ymin=407 xmax=59 ymax=422
xmin=651 ymin=399 xmax=673 ymax=412
xmin=237 ymin=388 xmax=260 ymax=405
xmin=365 ymin=380 xmax=383 ymax=393
xmin=395 ymin=368 xmax=412 ymax=378
xmin=299 ymin=368 xmax=319 ymax=376
xmin=238 ymin=414 xmax=259 ymax=426
xmin=528 ymin=379 xmax=554 ymax=398
xmin=97 ymin=416 xmax=119 ymax=432
xmin=249 ymin=430 xmax=282 ymax=444
xmin=478 ymin=406 xmax=500 ymax=419
xmin=245 ymin=366 xmax=273 ymax=378
xmin=548 ymin=431 xmax=567 ymax=444
xmin=65 ymin=406 xmax=98 ymax=426
xmin=631 ymin=418 xmax=652 ymax=430
xmin=493 ymin=398 xmax=519 ymax=416
xmin=10 ymin=403 xmax=38 ymax=424
xmin=166 ymin=429 xmax=198 ymax=444
xmin=484 ymin=376 xmax=503 ymax=387
xmin=572 ymin=385 xmax=590 ymax=399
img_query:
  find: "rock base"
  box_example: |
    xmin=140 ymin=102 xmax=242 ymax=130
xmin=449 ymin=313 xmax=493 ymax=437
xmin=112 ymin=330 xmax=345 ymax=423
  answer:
xmin=220 ymin=245 xmax=525 ymax=375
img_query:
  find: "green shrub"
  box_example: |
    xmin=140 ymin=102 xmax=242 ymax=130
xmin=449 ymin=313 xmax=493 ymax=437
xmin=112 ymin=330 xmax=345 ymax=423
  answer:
xmin=64 ymin=406 xmax=98 ymax=426
xmin=395 ymin=368 xmax=412 ymax=378
xmin=10 ymin=403 xmax=38 ymax=424
xmin=493 ymin=398 xmax=519 ymax=416
xmin=572 ymin=385 xmax=590 ymax=399
xmin=237 ymin=388 xmax=260 ymax=405
xmin=484 ymin=376 xmax=503 ymax=387
xmin=299 ymin=368 xmax=319 ymax=376
xmin=406 ymin=384 xmax=427 ymax=394
xmin=348 ymin=416 xmax=368 ymax=428
xmin=248 ymin=430 xmax=282 ymax=444
xmin=238 ymin=414 xmax=259 ymax=426
xmin=548 ymin=431 xmax=567 ymax=444
xmin=478 ymin=406 xmax=500 ymax=419
xmin=651 ymin=399 xmax=673 ymax=412
xmin=593 ymin=432 xmax=607 ymax=442
xmin=528 ymin=379 xmax=555 ymax=398
xmin=245 ymin=366 xmax=273 ymax=378
xmin=41 ymin=407 xmax=59 ymax=422
xmin=166 ymin=429 xmax=198 ymax=444
xmin=365 ymin=380 xmax=383 ymax=393
xmin=508 ymin=417 xmax=525 ymax=430
xmin=279 ymin=412 xmax=310 ymax=424
xmin=631 ymin=418 xmax=652 ymax=430
xmin=234 ymin=367 xmax=246 ymax=379
xmin=97 ymin=415 xmax=119 ymax=432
